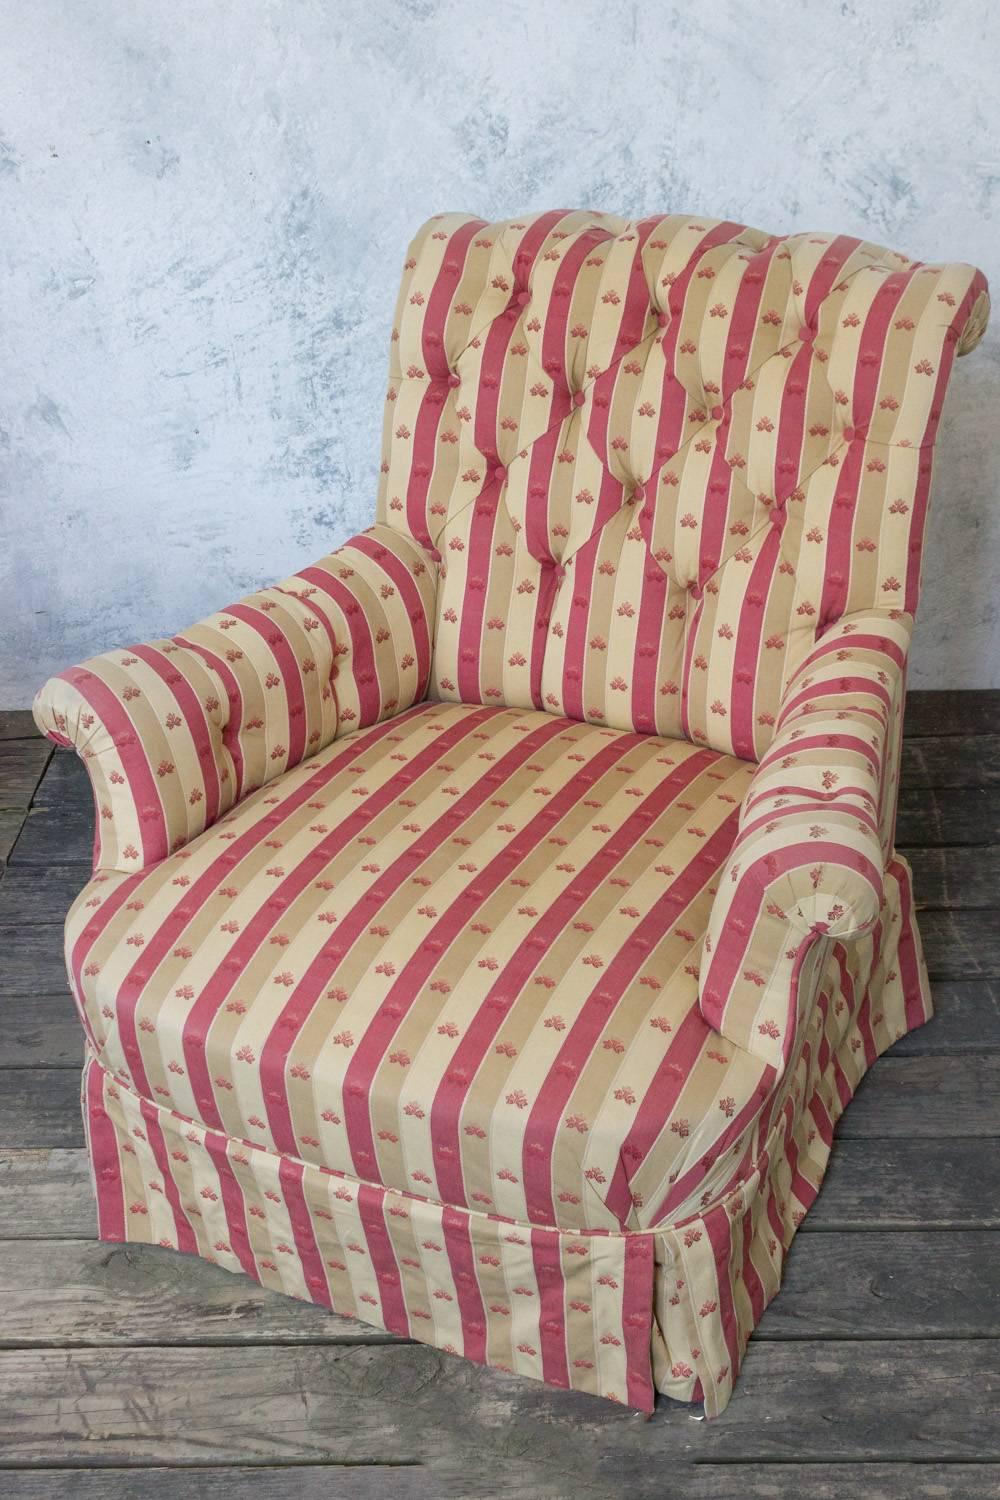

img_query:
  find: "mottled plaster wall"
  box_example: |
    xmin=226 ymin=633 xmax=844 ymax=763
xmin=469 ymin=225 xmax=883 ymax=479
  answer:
xmin=2 ymin=0 xmax=998 ymax=702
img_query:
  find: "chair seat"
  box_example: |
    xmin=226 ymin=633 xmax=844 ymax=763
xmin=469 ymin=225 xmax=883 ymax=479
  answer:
xmin=70 ymin=701 xmax=770 ymax=1232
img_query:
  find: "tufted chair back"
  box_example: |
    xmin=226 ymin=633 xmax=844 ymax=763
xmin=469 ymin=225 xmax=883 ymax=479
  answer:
xmin=378 ymin=212 xmax=987 ymax=761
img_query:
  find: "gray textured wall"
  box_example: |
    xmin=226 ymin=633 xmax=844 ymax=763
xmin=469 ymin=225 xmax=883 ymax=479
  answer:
xmin=3 ymin=0 xmax=998 ymax=704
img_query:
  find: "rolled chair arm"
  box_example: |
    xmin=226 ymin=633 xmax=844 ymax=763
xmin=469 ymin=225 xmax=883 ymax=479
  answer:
xmin=698 ymin=611 xmax=912 ymax=1069
xmin=33 ymin=526 xmax=436 ymax=872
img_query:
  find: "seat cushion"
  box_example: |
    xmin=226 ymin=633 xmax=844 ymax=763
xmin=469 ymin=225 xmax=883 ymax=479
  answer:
xmin=68 ymin=702 xmax=768 ymax=1232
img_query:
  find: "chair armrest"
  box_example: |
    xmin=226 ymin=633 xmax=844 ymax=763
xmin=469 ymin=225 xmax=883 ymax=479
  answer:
xmin=698 ymin=611 xmax=912 ymax=1068
xmin=33 ymin=526 xmax=436 ymax=873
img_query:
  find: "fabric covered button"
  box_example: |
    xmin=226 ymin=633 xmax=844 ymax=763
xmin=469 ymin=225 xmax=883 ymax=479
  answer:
xmin=656 ymin=310 xmax=668 ymax=327
xmin=572 ymin=389 xmax=586 ymax=408
xmin=711 ymin=404 xmax=724 ymax=421
xmin=493 ymin=465 xmax=507 ymax=484
xmin=555 ymin=564 xmax=566 ymax=581
xmin=515 ymin=290 xmax=531 ymax=308
xmin=447 ymin=372 xmax=461 ymax=388
xmin=843 ymin=426 xmax=856 ymax=442
xmin=798 ymin=326 xmax=815 ymax=343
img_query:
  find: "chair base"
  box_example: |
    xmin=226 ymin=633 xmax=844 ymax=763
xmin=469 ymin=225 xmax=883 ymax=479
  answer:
xmin=81 ymin=856 xmax=930 ymax=1417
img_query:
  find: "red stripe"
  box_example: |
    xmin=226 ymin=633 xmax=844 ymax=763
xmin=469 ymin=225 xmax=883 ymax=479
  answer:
xmin=818 ymin=438 xmax=866 ymax=629
xmin=352 ymin=533 xmax=434 ymax=694
xmin=560 ymin=514 xmax=604 ymax=720
xmin=850 ymin=271 xmax=910 ymax=435
xmin=772 ymin=342 xmax=811 ymax=507
xmin=787 ymin=627 xmax=906 ymax=686
xmin=540 ymin=226 xmax=613 ymax=404
xmin=404 ymin=218 xmax=487 ymax=550
xmin=295 ymin=566 xmax=381 ymax=727
xmin=629 ymin=555 xmax=670 ymax=735
xmin=139 ymin=1095 xmax=198 ymax=1253
xmin=406 ymin=388 xmax=451 ymax=555
xmin=278 ymin=1155 xmax=333 ymax=1308
xmin=726 ymin=239 xmax=776 ymax=371
xmin=85 ymin=1058 xmax=126 ymax=1242
xmin=785 ymin=1122 xmax=816 ymax=1208
xmin=738 ymin=790 xmax=881 ymax=846
xmin=472 ymin=224 xmax=561 ymax=465
xmin=622 ymin=1234 xmax=655 ymax=1411
xmin=442 ymin=1206 xmax=487 ymax=1363
xmin=176 ymin=638 xmax=247 ymax=800
xmin=202 ymin=1129 xmax=258 ymax=1280
xmin=728 ymin=526 xmax=783 ymax=757
xmin=421 ymin=217 xmax=487 ymax=377
xmin=61 ymin=665 xmax=166 ymax=866
xmin=804 ymin=235 xmax=860 ymax=324
xmin=225 ymin=603 xmax=308 ymax=766
xmin=646 ymin=220 xmax=747 ymax=479
xmin=530 ymin=1228 xmax=569 ymax=1389
xmin=808 ymin=1087 xmax=836 ymax=1150
xmin=703 ymin=1203 xmax=740 ymax=1394
xmin=130 ymin=643 xmax=223 ymax=828
xmin=456 ymin=483 xmax=504 ymax=703
xmin=749 ymin=714 xmax=881 ymax=780
xmin=357 ymin=1184 xmax=410 ymax=1336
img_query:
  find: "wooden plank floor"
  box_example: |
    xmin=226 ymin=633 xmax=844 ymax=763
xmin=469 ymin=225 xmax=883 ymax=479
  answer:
xmin=0 ymin=696 xmax=997 ymax=1500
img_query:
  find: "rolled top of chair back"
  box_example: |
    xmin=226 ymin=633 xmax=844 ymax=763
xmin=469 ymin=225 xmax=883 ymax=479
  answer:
xmin=377 ymin=212 xmax=988 ymax=759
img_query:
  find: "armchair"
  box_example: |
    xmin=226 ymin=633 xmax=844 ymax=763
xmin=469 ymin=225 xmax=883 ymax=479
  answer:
xmin=34 ymin=211 xmax=988 ymax=1417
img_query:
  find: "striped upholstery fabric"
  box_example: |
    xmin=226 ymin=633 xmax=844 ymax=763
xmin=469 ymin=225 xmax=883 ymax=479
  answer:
xmin=33 ymin=527 xmax=435 ymax=870
xmin=64 ymin=706 xmax=762 ymax=1234
xmin=381 ymin=213 xmax=985 ymax=758
xmin=33 ymin=210 xmax=989 ymax=1417
xmin=702 ymin=609 xmax=912 ymax=1066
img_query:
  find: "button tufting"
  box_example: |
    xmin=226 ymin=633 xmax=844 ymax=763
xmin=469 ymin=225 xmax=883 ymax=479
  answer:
xmin=798 ymin=326 xmax=815 ymax=343
xmin=447 ymin=372 xmax=461 ymax=388
xmin=843 ymin=426 xmax=856 ymax=443
xmin=711 ymin=404 xmax=724 ymax=421
xmin=572 ymin=389 xmax=586 ymax=408
xmin=555 ymin=564 xmax=566 ymax=581
xmin=515 ymin=290 xmax=531 ymax=308
xmin=656 ymin=311 xmax=669 ymax=328
xmin=493 ymin=465 xmax=507 ymax=484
